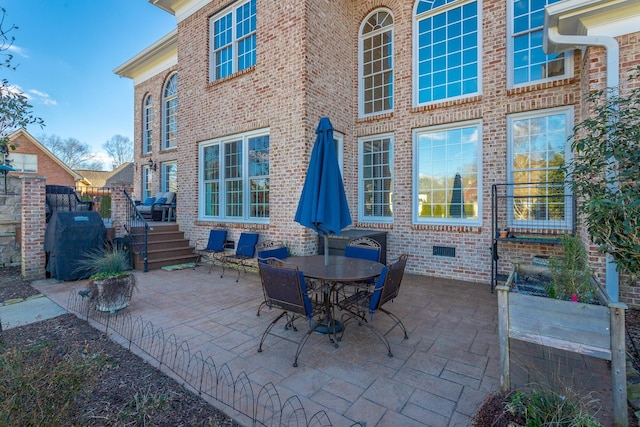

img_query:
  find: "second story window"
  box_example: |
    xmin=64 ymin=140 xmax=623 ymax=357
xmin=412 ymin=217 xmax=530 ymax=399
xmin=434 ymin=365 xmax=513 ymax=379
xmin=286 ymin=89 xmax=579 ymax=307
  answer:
xmin=509 ymin=0 xmax=571 ymax=87
xmin=360 ymin=9 xmax=394 ymax=117
xmin=211 ymin=0 xmax=257 ymax=81
xmin=414 ymin=0 xmax=480 ymax=106
xmin=162 ymin=73 xmax=178 ymax=149
xmin=143 ymin=94 xmax=153 ymax=154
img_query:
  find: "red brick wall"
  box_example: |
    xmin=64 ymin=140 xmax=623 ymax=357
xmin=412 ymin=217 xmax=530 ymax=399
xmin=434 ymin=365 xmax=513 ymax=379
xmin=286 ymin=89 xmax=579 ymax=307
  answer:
xmin=10 ymin=133 xmax=76 ymax=186
xmin=129 ymin=0 xmax=640 ymax=295
xmin=20 ymin=175 xmax=46 ymax=280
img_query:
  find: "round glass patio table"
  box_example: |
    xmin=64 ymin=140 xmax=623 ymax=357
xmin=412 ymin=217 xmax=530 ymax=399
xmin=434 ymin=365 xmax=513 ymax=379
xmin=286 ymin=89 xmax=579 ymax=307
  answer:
xmin=287 ymin=255 xmax=384 ymax=335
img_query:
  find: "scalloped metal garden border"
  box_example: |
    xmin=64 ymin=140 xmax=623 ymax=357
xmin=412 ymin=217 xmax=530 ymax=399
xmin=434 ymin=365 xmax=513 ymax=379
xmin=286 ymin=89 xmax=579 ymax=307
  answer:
xmin=67 ymin=289 xmax=363 ymax=427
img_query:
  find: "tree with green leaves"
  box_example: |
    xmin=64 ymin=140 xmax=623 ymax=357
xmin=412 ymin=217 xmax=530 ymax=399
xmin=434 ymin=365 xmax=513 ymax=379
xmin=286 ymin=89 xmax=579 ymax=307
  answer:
xmin=0 ymin=7 xmax=44 ymax=163
xmin=568 ymin=66 xmax=640 ymax=282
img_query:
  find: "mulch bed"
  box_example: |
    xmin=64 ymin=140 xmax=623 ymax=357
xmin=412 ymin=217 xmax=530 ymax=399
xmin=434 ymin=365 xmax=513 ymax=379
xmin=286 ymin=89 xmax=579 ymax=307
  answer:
xmin=0 ymin=266 xmax=241 ymax=426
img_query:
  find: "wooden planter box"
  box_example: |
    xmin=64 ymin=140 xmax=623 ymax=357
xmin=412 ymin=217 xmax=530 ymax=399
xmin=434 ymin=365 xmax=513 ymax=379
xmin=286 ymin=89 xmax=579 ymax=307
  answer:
xmin=496 ymin=266 xmax=628 ymax=426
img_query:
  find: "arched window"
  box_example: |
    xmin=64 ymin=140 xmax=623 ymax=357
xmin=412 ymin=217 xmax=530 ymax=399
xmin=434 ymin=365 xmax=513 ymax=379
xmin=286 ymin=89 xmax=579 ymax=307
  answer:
xmin=360 ymin=9 xmax=394 ymax=116
xmin=414 ymin=0 xmax=480 ymax=105
xmin=142 ymin=94 xmax=152 ymax=154
xmin=162 ymin=73 xmax=178 ymax=149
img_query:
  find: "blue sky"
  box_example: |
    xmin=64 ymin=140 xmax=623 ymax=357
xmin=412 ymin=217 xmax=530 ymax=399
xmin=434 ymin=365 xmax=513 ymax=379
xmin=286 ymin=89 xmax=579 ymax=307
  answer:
xmin=4 ymin=0 xmax=176 ymax=169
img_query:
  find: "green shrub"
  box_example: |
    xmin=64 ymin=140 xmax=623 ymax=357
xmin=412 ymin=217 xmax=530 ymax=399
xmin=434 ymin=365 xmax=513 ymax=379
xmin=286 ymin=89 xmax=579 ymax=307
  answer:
xmin=506 ymin=388 xmax=602 ymax=426
xmin=549 ymin=235 xmax=597 ymax=303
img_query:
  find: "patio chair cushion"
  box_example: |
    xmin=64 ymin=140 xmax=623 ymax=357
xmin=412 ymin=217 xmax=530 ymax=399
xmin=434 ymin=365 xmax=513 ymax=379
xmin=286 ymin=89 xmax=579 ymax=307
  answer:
xmin=156 ymin=197 xmax=167 ymax=205
xmin=143 ymin=197 xmax=156 ymax=206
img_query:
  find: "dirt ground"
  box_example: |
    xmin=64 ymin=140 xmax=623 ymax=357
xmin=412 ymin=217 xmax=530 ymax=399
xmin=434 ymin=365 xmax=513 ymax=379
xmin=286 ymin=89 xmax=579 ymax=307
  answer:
xmin=0 ymin=266 xmax=241 ymax=426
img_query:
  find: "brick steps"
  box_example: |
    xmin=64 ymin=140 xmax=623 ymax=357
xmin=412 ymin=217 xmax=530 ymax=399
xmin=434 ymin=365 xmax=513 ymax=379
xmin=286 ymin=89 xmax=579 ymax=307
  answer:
xmin=132 ymin=224 xmax=199 ymax=270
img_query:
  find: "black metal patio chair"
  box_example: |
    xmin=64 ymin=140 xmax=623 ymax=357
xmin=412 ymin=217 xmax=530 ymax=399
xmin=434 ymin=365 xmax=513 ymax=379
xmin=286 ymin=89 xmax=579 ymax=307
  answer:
xmin=257 ymin=258 xmax=323 ymax=367
xmin=337 ymin=254 xmax=409 ymax=357
xmin=221 ymin=232 xmax=259 ymax=282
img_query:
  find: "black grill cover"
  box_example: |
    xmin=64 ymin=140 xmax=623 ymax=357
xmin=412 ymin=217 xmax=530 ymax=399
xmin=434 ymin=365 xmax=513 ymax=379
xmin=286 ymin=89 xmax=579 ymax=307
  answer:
xmin=45 ymin=211 xmax=107 ymax=281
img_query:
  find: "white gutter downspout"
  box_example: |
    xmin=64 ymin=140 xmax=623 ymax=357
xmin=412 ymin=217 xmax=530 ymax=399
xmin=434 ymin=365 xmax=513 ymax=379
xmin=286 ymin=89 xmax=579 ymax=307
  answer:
xmin=547 ymin=27 xmax=620 ymax=302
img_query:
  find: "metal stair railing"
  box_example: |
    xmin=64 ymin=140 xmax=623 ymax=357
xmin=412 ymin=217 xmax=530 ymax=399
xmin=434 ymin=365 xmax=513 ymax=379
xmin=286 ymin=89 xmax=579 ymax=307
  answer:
xmin=124 ymin=190 xmax=149 ymax=272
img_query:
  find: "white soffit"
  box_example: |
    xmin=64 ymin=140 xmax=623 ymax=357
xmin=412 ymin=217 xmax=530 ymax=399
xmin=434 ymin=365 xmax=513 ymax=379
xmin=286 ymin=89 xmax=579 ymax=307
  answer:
xmin=149 ymin=0 xmax=210 ymax=23
xmin=545 ymin=0 xmax=640 ymax=53
xmin=113 ymin=30 xmax=177 ymax=85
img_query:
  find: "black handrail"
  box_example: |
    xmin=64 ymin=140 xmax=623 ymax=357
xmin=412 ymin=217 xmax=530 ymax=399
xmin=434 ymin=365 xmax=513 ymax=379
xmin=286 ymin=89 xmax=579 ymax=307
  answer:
xmin=124 ymin=189 xmax=149 ymax=272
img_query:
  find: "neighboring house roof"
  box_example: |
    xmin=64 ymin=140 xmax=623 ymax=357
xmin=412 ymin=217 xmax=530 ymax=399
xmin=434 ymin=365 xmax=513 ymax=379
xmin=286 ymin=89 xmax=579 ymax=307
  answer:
xmin=76 ymin=162 xmax=134 ymax=188
xmin=75 ymin=169 xmax=111 ymax=188
xmin=7 ymin=129 xmax=89 ymax=184
xmin=106 ymin=162 xmax=134 ymax=187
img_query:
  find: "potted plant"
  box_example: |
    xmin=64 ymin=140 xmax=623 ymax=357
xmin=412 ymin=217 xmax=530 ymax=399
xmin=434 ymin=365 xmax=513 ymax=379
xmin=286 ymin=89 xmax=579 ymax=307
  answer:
xmin=78 ymin=249 xmax=136 ymax=313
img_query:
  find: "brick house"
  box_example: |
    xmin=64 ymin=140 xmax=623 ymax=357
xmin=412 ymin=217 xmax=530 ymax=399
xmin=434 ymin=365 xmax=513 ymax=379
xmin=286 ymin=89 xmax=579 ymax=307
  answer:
xmin=114 ymin=0 xmax=640 ymax=297
xmin=6 ymin=129 xmax=88 ymax=187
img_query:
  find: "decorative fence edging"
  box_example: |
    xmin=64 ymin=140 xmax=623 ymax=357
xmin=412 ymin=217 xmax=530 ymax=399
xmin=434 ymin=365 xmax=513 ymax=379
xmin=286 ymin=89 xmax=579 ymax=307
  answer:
xmin=66 ymin=289 xmax=363 ymax=427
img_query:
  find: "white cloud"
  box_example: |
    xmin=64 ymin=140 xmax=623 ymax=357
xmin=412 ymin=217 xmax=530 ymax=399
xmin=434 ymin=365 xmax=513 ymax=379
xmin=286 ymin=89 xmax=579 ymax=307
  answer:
xmin=7 ymin=45 xmax=29 ymax=59
xmin=27 ymin=89 xmax=57 ymax=106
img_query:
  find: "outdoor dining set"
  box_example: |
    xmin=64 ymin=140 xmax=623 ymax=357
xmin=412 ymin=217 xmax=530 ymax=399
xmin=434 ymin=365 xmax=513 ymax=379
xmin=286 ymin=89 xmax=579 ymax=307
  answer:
xmin=198 ymin=230 xmax=409 ymax=367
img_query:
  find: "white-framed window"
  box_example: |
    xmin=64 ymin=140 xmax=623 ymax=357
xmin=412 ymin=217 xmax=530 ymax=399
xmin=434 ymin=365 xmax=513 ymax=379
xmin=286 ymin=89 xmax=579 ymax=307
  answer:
xmin=413 ymin=0 xmax=481 ymax=106
xmin=413 ymin=120 xmax=482 ymax=225
xmin=199 ymin=128 xmax=269 ymax=222
xmin=142 ymin=165 xmax=152 ymax=200
xmin=359 ymin=9 xmax=394 ymax=117
xmin=210 ymin=0 xmax=256 ymax=81
xmin=359 ymin=134 xmax=393 ymax=222
xmin=507 ymin=106 xmax=573 ymax=229
xmin=162 ymin=73 xmax=178 ymax=150
xmin=7 ymin=153 xmax=37 ymax=173
xmin=334 ymin=131 xmax=344 ymax=176
xmin=143 ymin=94 xmax=153 ymax=154
xmin=508 ymin=0 xmax=571 ymax=87
xmin=162 ymin=161 xmax=177 ymax=193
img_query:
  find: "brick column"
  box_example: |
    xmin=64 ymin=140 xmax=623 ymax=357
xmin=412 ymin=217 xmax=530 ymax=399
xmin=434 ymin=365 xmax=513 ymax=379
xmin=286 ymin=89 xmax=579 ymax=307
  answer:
xmin=21 ymin=175 xmax=46 ymax=280
xmin=109 ymin=184 xmax=129 ymax=239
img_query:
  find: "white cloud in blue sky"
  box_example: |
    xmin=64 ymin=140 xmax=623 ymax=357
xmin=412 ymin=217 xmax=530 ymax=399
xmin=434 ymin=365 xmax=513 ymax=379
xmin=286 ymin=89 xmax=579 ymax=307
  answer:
xmin=4 ymin=0 xmax=176 ymax=170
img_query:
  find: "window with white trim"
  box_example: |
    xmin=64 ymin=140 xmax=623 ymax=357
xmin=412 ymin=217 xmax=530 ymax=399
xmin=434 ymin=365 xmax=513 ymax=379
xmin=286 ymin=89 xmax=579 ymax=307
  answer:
xmin=414 ymin=0 xmax=480 ymax=106
xmin=162 ymin=73 xmax=177 ymax=150
xmin=7 ymin=153 xmax=37 ymax=173
xmin=142 ymin=165 xmax=152 ymax=200
xmin=143 ymin=94 xmax=152 ymax=154
xmin=162 ymin=161 xmax=177 ymax=193
xmin=507 ymin=107 xmax=573 ymax=228
xmin=509 ymin=0 xmax=570 ymax=87
xmin=200 ymin=129 xmax=269 ymax=222
xmin=210 ymin=0 xmax=256 ymax=81
xmin=360 ymin=9 xmax=393 ymax=116
xmin=359 ymin=134 xmax=393 ymax=222
xmin=413 ymin=120 xmax=481 ymax=225
xmin=334 ymin=131 xmax=344 ymax=176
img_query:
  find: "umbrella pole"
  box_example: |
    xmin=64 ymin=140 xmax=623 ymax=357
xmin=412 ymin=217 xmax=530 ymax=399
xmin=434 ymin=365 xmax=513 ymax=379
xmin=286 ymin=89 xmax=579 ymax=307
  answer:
xmin=324 ymin=235 xmax=329 ymax=266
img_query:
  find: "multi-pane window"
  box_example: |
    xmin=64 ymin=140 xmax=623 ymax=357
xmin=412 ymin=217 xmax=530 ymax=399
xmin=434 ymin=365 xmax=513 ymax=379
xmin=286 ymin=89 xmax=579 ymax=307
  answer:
xmin=359 ymin=135 xmax=393 ymax=221
xmin=162 ymin=73 xmax=178 ymax=149
xmin=142 ymin=165 xmax=152 ymax=200
xmin=7 ymin=153 xmax=37 ymax=173
xmin=162 ymin=162 xmax=177 ymax=193
xmin=414 ymin=0 xmax=480 ymax=105
xmin=414 ymin=121 xmax=481 ymax=225
xmin=143 ymin=94 xmax=152 ymax=154
xmin=507 ymin=107 xmax=573 ymax=228
xmin=509 ymin=0 xmax=569 ymax=86
xmin=200 ymin=129 xmax=269 ymax=222
xmin=360 ymin=9 xmax=393 ymax=116
xmin=211 ymin=0 xmax=256 ymax=81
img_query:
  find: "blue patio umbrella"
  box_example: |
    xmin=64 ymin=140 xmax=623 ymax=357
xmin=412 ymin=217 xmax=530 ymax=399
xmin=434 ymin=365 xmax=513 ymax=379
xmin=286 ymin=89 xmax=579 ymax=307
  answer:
xmin=295 ymin=117 xmax=352 ymax=266
xmin=0 ymin=163 xmax=16 ymax=194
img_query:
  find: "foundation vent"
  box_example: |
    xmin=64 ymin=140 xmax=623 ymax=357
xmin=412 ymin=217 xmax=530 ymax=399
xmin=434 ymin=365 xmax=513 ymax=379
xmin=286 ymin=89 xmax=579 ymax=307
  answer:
xmin=432 ymin=246 xmax=456 ymax=258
